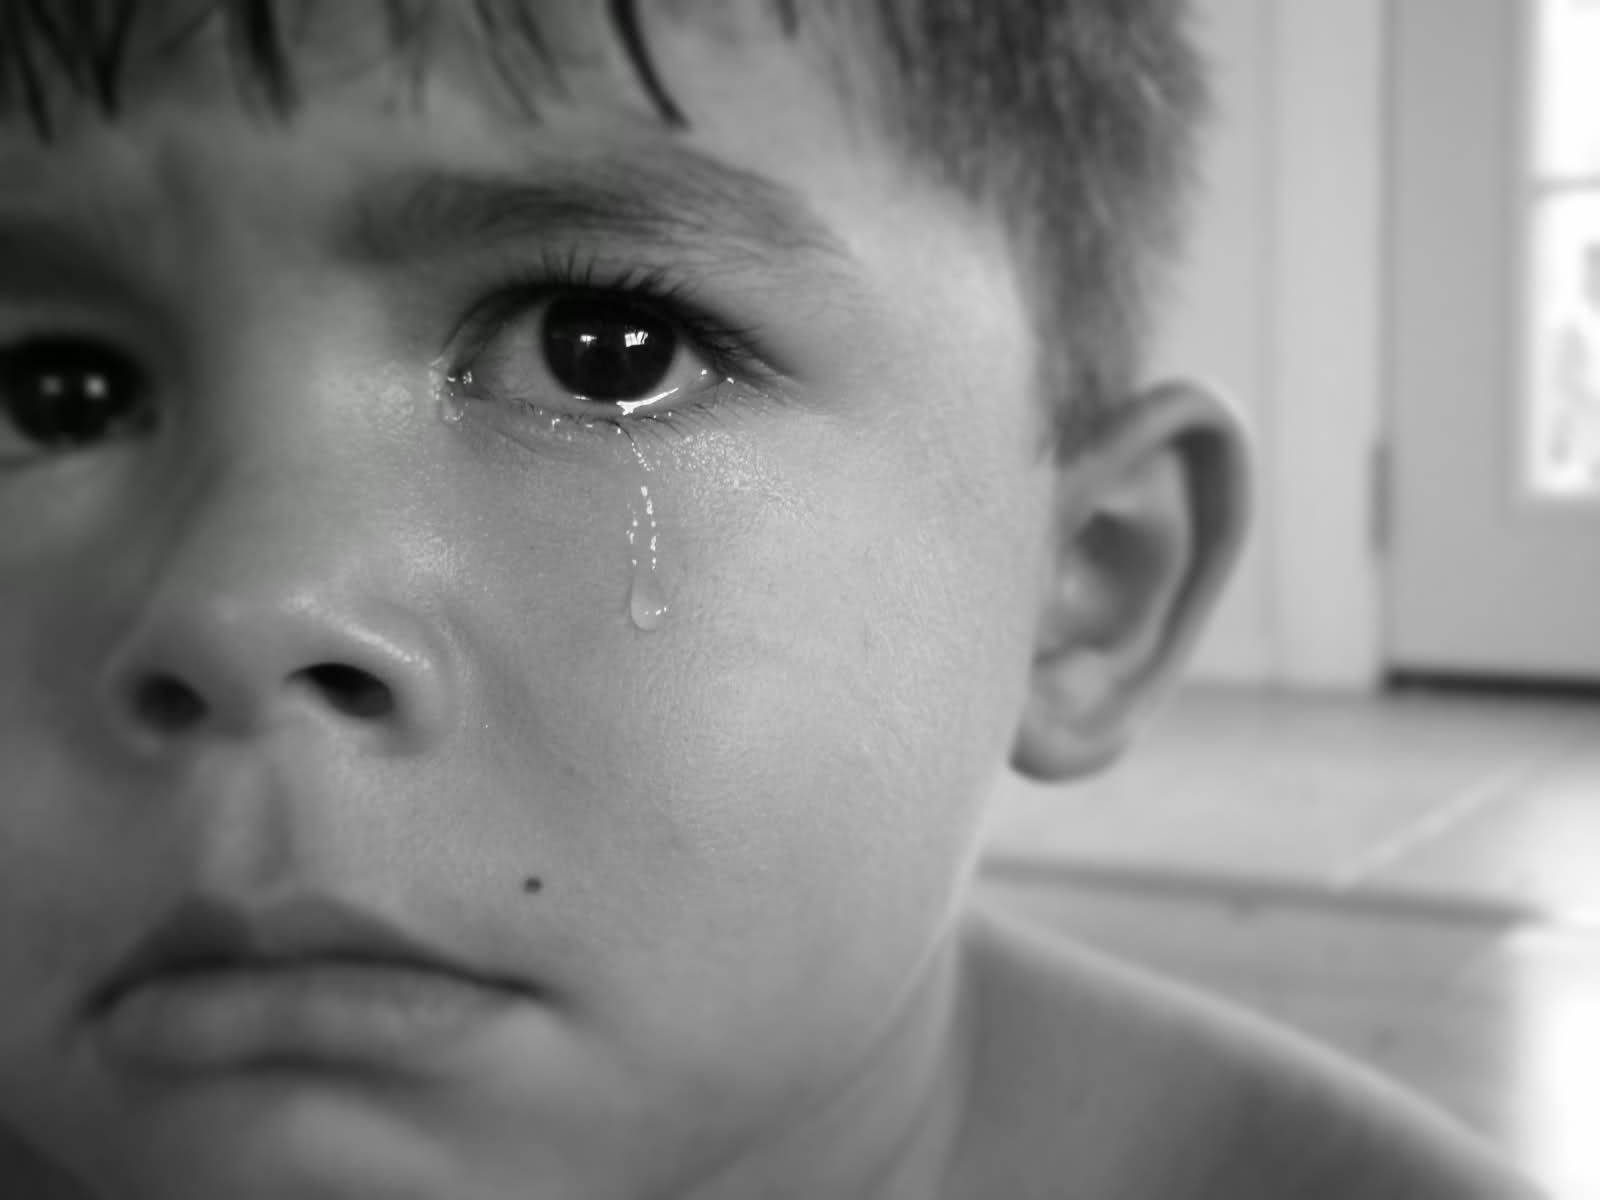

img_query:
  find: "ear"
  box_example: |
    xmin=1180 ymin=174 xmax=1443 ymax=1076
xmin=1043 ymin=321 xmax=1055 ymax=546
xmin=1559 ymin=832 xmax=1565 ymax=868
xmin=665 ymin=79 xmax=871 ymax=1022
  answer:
xmin=1010 ymin=380 xmax=1251 ymax=781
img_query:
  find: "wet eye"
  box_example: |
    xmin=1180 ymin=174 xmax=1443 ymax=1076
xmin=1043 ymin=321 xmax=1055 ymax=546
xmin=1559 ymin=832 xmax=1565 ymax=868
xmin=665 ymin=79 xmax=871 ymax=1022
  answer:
xmin=544 ymin=294 xmax=677 ymax=401
xmin=456 ymin=289 xmax=726 ymax=425
xmin=0 ymin=336 xmax=154 ymax=456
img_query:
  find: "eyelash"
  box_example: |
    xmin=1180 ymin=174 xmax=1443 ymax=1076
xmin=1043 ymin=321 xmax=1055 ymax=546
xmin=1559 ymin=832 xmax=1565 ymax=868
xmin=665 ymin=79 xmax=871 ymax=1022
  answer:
xmin=452 ymin=250 xmax=775 ymax=443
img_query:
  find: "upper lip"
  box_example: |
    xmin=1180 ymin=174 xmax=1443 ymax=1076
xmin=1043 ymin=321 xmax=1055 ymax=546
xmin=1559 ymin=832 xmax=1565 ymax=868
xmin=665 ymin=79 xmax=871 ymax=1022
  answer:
xmin=92 ymin=894 xmax=531 ymax=1013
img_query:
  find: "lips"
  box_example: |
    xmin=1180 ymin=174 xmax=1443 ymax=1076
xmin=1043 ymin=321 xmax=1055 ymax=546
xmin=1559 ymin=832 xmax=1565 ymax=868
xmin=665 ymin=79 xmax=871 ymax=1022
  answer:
xmin=94 ymin=894 xmax=520 ymax=1002
xmin=90 ymin=894 xmax=539 ymax=1074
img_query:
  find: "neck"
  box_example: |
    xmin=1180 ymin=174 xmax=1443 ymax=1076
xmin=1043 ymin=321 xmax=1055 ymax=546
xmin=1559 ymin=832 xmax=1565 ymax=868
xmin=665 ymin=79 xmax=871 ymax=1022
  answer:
xmin=689 ymin=928 xmax=977 ymax=1200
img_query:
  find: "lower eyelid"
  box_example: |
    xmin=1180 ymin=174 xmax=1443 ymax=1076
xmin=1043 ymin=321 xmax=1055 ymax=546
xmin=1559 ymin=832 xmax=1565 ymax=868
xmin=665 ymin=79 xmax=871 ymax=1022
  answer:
xmin=452 ymin=375 xmax=745 ymax=455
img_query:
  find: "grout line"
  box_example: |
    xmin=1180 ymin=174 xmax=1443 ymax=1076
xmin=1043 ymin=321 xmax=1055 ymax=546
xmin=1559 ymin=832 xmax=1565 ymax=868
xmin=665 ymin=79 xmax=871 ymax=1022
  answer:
xmin=1329 ymin=746 xmax=1570 ymax=891
xmin=979 ymin=853 xmax=1600 ymax=934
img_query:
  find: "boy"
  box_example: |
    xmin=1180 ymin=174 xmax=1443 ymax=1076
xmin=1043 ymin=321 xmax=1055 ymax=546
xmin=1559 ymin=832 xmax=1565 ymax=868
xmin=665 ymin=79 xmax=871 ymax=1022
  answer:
xmin=0 ymin=2 xmax=1544 ymax=1196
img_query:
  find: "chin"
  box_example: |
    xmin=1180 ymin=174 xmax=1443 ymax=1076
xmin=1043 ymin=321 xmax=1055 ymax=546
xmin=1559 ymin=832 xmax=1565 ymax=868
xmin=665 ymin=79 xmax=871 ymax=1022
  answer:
xmin=93 ymin=1080 xmax=465 ymax=1200
xmin=84 ymin=1079 xmax=625 ymax=1200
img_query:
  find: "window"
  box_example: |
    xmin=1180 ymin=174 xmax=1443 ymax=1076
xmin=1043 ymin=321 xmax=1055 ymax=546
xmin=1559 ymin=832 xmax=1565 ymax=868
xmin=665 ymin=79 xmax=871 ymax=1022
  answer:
xmin=1525 ymin=0 xmax=1600 ymax=499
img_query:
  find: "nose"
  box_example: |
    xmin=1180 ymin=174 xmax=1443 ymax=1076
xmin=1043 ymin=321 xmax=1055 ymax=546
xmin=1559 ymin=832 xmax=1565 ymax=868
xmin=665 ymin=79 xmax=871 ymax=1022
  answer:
xmin=101 ymin=595 xmax=457 ymax=754
xmin=96 ymin=498 xmax=459 ymax=757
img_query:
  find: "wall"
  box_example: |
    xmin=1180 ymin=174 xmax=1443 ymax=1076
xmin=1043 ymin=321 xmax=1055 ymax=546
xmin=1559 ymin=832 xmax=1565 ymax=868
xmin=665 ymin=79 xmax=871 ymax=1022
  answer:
xmin=1160 ymin=0 xmax=1387 ymax=689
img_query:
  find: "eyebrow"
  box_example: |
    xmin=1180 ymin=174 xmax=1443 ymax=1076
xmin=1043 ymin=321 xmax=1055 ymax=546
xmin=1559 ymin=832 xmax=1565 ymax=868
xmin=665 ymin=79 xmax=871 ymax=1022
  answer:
xmin=0 ymin=190 xmax=158 ymax=302
xmin=341 ymin=151 xmax=858 ymax=276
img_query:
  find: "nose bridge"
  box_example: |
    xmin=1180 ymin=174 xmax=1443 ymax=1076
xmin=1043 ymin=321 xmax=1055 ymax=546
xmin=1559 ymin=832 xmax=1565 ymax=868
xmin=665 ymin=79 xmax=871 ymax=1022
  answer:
xmin=100 ymin=438 xmax=460 ymax=754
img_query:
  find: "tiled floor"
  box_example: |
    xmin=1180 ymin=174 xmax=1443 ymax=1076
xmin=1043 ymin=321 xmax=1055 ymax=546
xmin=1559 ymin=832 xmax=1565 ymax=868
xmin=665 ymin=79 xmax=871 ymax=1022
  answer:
xmin=978 ymin=681 xmax=1600 ymax=1200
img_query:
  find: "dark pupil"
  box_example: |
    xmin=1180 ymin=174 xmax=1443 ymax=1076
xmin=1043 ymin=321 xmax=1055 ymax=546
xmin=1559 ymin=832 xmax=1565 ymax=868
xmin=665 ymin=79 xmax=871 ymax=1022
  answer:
xmin=1 ymin=338 xmax=151 ymax=448
xmin=543 ymin=296 xmax=676 ymax=401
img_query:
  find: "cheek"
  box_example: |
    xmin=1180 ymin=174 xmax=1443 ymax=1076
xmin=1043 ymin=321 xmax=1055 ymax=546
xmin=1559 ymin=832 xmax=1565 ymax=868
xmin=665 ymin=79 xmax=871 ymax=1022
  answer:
xmin=0 ymin=581 xmax=138 ymax=1024
xmin=0 ymin=769 xmax=86 ymax=987
xmin=0 ymin=744 xmax=144 ymax=1134
xmin=524 ymin=423 xmax=1043 ymax=954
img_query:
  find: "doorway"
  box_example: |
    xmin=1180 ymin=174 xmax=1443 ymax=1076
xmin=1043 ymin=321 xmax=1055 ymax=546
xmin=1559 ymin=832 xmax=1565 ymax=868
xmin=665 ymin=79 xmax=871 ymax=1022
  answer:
xmin=1388 ymin=0 xmax=1600 ymax=682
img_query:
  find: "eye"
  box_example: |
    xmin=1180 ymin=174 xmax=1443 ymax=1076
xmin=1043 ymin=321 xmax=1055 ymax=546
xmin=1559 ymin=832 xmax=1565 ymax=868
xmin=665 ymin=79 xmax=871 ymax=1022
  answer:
xmin=0 ymin=336 xmax=155 ymax=459
xmin=544 ymin=294 xmax=679 ymax=402
xmin=454 ymin=290 xmax=725 ymax=423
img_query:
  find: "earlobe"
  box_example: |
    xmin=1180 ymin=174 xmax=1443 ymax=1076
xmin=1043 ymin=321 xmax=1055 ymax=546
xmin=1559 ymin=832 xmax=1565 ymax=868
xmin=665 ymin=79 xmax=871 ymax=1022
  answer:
xmin=1010 ymin=380 xmax=1251 ymax=782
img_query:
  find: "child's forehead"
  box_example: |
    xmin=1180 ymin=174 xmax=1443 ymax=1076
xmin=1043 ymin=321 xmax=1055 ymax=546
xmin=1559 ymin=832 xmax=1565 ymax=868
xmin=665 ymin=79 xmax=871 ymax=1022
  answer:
xmin=0 ymin=2 xmax=967 ymax=347
xmin=0 ymin=1 xmax=817 ymax=140
xmin=0 ymin=1 xmax=898 ymax=249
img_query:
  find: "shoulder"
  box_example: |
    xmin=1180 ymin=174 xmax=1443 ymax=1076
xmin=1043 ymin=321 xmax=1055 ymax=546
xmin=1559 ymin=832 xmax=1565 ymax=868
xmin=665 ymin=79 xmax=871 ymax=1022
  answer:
xmin=947 ymin=901 xmax=1546 ymax=1200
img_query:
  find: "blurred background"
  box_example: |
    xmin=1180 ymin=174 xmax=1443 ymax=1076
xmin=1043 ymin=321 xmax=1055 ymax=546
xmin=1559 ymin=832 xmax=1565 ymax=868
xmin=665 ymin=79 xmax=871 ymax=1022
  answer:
xmin=978 ymin=2 xmax=1600 ymax=1197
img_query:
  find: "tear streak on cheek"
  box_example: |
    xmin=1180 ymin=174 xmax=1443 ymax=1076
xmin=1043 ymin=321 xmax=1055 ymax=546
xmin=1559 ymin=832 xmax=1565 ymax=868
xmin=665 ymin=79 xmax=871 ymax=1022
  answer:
xmin=625 ymin=441 xmax=671 ymax=633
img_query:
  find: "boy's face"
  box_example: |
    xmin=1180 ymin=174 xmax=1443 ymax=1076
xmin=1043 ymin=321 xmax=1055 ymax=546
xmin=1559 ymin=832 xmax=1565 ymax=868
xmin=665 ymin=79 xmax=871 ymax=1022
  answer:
xmin=0 ymin=7 xmax=1053 ymax=1195
xmin=0 ymin=5 xmax=1238 ymax=1197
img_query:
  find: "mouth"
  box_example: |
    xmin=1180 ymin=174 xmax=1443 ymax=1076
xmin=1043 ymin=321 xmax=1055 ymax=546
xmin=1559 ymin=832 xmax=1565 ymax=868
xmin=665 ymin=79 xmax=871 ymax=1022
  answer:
xmin=90 ymin=894 xmax=541 ymax=1076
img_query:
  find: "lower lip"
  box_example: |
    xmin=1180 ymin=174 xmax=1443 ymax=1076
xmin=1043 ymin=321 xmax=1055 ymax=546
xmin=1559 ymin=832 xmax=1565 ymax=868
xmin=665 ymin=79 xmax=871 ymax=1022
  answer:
xmin=97 ymin=963 xmax=530 ymax=1075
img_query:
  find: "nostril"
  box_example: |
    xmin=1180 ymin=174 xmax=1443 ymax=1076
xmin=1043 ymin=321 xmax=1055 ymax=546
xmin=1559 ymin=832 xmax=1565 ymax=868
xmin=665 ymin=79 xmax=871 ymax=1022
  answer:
xmin=296 ymin=662 xmax=395 ymax=720
xmin=130 ymin=674 xmax=208 ymax=732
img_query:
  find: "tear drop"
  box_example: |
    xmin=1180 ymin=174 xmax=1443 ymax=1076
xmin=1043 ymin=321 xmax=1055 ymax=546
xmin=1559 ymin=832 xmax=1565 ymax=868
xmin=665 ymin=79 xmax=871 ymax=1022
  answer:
xmin=437 ymin=369 xmax=468 ymax=425
xmin=629 ymin=564 xmax=669 ymax=631
xmin=624 ymin=461 xmax=670 ymax=632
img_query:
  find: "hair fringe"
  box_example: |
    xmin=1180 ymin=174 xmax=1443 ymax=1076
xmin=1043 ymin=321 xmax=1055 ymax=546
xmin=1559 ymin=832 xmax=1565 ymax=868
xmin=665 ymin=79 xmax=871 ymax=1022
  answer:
xmin=0 ymin=0 xmax=1207 ymax=452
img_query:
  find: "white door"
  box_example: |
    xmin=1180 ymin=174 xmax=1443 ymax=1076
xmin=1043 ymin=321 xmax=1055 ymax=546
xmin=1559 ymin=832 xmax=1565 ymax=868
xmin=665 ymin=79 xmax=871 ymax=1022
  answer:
xmin=1388 ymin=0 xmax=1600 ymax=681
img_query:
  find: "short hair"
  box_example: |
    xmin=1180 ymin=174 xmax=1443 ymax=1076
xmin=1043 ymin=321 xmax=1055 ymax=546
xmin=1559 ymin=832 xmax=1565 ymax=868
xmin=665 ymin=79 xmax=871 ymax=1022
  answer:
xmin=0 ymin=0 xmax=1208 ymax=459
